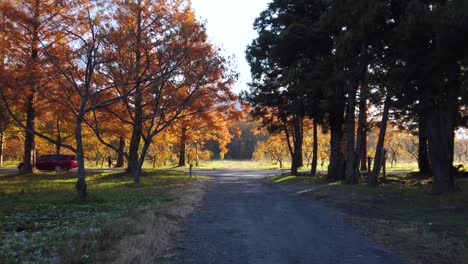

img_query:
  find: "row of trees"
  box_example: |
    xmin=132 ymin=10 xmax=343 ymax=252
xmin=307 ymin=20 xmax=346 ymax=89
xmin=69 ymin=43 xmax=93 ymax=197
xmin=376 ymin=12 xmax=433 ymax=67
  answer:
xmin=253 ymin=121 xmax=468 ymax=170
xmin=244 ymin=0 xmax=468 ymax=193
xmin=0 ymin=0 xmax=240 ymax=197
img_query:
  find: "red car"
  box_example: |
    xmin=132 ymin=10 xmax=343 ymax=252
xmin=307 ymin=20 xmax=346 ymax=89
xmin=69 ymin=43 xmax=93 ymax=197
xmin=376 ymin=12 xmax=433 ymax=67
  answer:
xmin=18 ymin=154 xmax=78 ymax=172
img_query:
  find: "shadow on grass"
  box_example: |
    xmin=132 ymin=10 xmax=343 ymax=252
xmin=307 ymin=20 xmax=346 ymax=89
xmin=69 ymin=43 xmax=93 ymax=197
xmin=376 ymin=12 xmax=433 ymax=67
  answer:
xmin=0 ymin=168 xmax=201 ymax=263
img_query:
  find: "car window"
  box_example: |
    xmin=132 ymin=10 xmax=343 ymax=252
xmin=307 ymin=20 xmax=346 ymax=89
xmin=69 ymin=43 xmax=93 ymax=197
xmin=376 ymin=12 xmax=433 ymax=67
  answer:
xmin=38 ymin=156 xmax=52 ymax=161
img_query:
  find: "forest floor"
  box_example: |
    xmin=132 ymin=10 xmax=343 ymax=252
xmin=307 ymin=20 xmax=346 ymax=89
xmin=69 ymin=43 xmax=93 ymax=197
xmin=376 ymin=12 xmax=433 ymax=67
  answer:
xmin=271 ymin=173 xmax=468 ymax=264
xmin=0 ymin=169 xmax=207 ymax=263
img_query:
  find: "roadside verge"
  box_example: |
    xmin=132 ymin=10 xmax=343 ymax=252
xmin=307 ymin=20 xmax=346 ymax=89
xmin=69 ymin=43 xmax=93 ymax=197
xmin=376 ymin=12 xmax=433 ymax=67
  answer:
xmin=270 ymin=174 xmax=468 ymax=264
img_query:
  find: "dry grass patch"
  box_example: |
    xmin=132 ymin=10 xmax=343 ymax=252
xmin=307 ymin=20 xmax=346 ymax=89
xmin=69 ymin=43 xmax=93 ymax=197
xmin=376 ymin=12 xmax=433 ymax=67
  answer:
xmin=89 ymin=181 xmax=206 ymax=264
xmin=344 ymin=215 xmax=468 ymax=264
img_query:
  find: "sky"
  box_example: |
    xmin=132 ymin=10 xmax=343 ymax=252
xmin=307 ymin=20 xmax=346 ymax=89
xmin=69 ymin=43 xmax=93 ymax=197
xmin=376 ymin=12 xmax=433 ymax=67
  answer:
xmin=191 ymin=0 xmax=271 ymax=94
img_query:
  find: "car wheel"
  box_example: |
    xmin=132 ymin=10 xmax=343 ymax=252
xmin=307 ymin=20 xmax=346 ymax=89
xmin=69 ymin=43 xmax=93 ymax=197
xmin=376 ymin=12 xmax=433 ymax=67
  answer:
xmin=54 ymin=165 xmax=62 ymax=172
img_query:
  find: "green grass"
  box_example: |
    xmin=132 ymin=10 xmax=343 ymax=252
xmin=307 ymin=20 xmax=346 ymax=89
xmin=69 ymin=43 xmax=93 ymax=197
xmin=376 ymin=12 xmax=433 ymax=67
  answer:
xmin=271 ymin=174 xmax=329 ymax=184
xmin=0 ymin=160 xmax=21 ymax=169
xmin=0 ymin=169 xmax=202 ymax=263
xmin=188 ymin=159 xmax=288 ymax=170
xmin=2 ymin=159 xmax=432 ymax=173
xmin=190 ymin=159 xmax=424 ymax=172
xmin=385 ymin=161 xmax=419 ymax=172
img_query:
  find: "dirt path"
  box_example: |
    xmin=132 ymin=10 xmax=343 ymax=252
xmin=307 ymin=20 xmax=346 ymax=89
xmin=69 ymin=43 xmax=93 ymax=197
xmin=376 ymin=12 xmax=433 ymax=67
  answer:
xmin=170 ymin=169 xmax=407 ymax=264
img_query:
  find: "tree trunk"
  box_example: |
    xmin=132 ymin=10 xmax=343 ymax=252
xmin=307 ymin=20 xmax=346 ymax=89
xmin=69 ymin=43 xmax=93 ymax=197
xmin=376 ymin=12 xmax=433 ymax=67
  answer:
xmin=55 ymin=118 xmax=61 ymax=154
xmin=353 ymin=97 xmax=367 ymax=180
xmin=195 ymin=141 xmax=199 ymax=167
xmin=369 ymin=95 xmax=390 ymax=186
xmin=311 ymin=120 xmax=318 ymax=177
xmin=75 ymin=113 xmax=86 ymax=198
xmin=328 ymin=104 xmax=345 ymax=181
xmin=127 ymin=88 xmax=143 ymax=178
xmin=178 ymin=127 xmax=187 ymax=167
xmin=345 ymin=84 xmax=358 ymax=184
xmin=127 ymin=2 xmax=143 ymax=184
xmin=382 ymin=149 xmax=387 ymax=182
xmin=298 ymin=145 xmax=303 ymax=168
xmin=360 ymin=101 xmax=368 ymax=171
xmin=22 ymin=0 xmax=40 ymax=174
xmin=115 ymin=136 xmax=125 ymax=167
xmin=426 ymin=100 xmax=457 ymax=193
xmin=134 ymin=138 xmax=153 ymax=185
xmin=418 ymin=114 xmax=431 ymax=175
xmin=23 ymin=95 xmax=36 ymax=173
xmin=0 ymin=131 xmax=4 ymax=167
xmin=289 ymin=116 xmax=303 ymax=175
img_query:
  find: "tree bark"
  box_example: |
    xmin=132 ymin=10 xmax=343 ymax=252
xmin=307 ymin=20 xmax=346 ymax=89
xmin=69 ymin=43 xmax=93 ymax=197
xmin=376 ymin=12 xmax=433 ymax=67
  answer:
xmin=298 ymin=144 xmax=303 ymax=168
xmin=426 ymin=115 xmax=455 ymax=194
xmin=55 ymin=119 xmax=61 ymax=154
xmin=178 ymin=126 xmax=187 ymax=167
xmin=23 ymin=95 xmax=36 ymax=173
xmin=75 ymin=113 xmax=86 ymax=198
xmin=369 ymin=95 xmax=390 ymax=186
xmin=115 ymin=136 xmax=125 ymax=167
xmin=287 ymin=116 xmax=303 ymax=175
xmin=0 ymin=131 xmax=4 ymax=167
xmin=126 ymin=2 xmax=143 ymax=184
xmin=425 ymin=82 xmax=458 ymax=194
xmin=360 ymin=101 xmax=368 ymax=171
xmin=345 ymin=84 xmax=358 ymax=184
xmin=354 ymin=97 xmax=367 ymax=179
xmin=328 ymin=104 xmax=345 ymax=181
xmin=311 ymin=120 xmax=318 ymax=177
xmin=127 ymin=96 xmax=142 ymax=182
xmin=418 ymin=113 xmax=431 ymax=175
xmin=23 ymin=2 xmax=40 ymax=173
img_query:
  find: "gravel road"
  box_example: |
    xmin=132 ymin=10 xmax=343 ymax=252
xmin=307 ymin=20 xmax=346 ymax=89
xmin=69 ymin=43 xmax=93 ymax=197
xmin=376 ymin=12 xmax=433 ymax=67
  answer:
xmin=170 ymin=169 xmax=406 ymax=264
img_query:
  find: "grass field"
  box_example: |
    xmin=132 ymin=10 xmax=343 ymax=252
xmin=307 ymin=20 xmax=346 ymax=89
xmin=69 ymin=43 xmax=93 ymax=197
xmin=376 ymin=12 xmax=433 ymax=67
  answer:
xmin=0 ymin=169 xmax=207 ymax=263
xmin=0 ymin=158 xmax=436 ymax=174
xmin=188 ymin=159 xmax=425 ymax=173
xmin=271 ymin=174 xmax=468 ymax=264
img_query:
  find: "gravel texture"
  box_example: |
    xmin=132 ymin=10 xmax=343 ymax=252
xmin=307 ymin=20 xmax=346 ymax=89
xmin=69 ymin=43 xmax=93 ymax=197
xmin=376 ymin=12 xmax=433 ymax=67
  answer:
xmin=170 ymin=169 xmax=406 ymax=264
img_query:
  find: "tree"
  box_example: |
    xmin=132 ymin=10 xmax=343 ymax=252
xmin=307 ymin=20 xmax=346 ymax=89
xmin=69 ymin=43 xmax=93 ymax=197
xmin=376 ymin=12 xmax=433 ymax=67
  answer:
xmin=92 ymin=0 xmax=236 ymax=183
xmin=454 ymin=134 xmax=468 ymax=164
xmin=245 ymin=0 xmax=331 ymax=175
xmin=303 ymin=119 xmax=320 ymax=176
xmin=253 ymin=134 xmax=290 ymax=169
xmin=223 ymin=121 xmax=267 ymax=160
xmin=0 ymin=0 xmax=74 ymax=173
xmin=1 ymin=2 xmax=139 ymax=197
xmin=392 ymin=0 xmax=468 ymax=193
xmin=174 ymin=96 xmax=240 ymax=167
